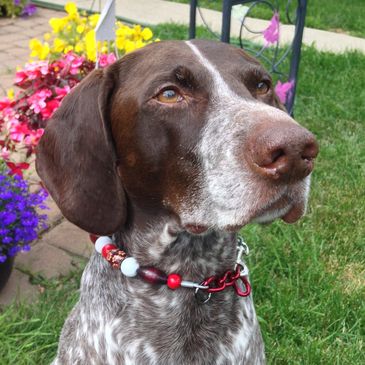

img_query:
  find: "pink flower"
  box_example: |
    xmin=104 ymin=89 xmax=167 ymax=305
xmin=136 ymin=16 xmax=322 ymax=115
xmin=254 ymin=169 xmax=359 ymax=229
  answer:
xmin=28 ymin=88 xmax=52 ymax=114
xmin=24 ymin=129 xmax=44 ymax=147
xmin=0 ymin=147 xmax=10 ymax=160
xmin=40 ymin=99 xmax=60 ymax=119
xmin=55 ymin=85 xmax=71 ymax=99
xmin=275 ymin=80 xmax=294 ymax=104
xmin=9 ymin=120 xmax=31 ymax=142
xmin=61 ymin=52 xmax=85 ymax=75
xmin=0 ymin=97 xmax=13 ymax=114
xmin=263 ymin=12 xmax=280 ymax=46
xmin=15 ymin=61 xmax=49 ymax=87
xmin=98 ymin=53 xmax=117 ymax=68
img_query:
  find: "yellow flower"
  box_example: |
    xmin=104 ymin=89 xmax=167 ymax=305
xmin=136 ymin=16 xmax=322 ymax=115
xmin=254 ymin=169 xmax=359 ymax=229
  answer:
xmin=65 ymin=2 xmax=78 ymax=17
xmin=141 ymin=28 xmax=153 ymax=41
xmin=43 ymin=32 xmax=51 ymax=41
xmin=76 ymin=24 xmax=85 ymax=34
xmin=74 ymin=42 xmax=84 ymax=53
xmin=88 ymin=14 xmax=100 ymax=28
xmin=53 ymin=38 xmax=66 ymax=53
xmin=132 ymin=40 xmax=145 ymax=50
xmin=49 ymin=17 xmax=67 ymax=33
xmin=124 ymin=40 xmax=136 ymax=54
xmin=64 ymin=45 xmax=74 ymax=53
xmin=29 ymin=38 xmax=42 ymax=52
xmin=85 ymin=30 xmax=96 ymax=61
xmin=7 ymin=89 xmax=14 ymax=100
xmin=116 ymin=37 xmax=125 ymax=50
xmin=29 ymin=38 xmax=49 ymax=59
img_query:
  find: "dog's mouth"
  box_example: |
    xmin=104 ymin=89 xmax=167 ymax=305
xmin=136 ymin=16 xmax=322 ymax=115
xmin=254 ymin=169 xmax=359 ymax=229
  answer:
xmin=180 ymin=179 xmax=310 ymax=235
xmin=184 ymin=224 xmax=211 ymax=235
xmin=183 ymin=200 xmax=305 ymax=235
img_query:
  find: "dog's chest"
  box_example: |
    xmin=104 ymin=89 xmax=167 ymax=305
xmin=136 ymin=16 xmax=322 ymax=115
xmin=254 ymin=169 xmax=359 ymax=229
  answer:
xmin=58 ymin=259 xmax=265 ymax=365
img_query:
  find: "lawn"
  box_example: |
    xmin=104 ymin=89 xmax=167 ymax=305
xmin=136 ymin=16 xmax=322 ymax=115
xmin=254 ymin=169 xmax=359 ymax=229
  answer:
xmin=169 ymin=0 xmax=365 ymax=38
xmin=0 ymin=23 xmax=364 ymax=364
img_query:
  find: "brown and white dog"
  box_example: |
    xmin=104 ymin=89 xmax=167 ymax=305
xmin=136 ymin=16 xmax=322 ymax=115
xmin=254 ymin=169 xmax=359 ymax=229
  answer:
xmin=36 ymin=40 xmax=318 ymax=364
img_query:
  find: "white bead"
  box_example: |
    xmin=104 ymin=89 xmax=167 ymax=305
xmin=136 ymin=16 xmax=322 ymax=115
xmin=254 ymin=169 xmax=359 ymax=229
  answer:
xmin=95 ymin=236 xmax=112 ymax=253
xmin=120 ymin=257 xmax=139 ymax=277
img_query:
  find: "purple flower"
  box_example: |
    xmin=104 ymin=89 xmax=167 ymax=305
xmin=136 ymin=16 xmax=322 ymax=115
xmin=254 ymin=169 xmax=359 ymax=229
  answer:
xmin=275 ymin=80 xmax=295 ymax=104
xmin=21 ymin=3 xmax=37 ymax=17
xmin=263 ymin=12 xmax=280 ymax=46
xmin=3 ymin=212 xmax=17 ymax=225
xmin=0 ymin=165 xmax=48 ymax=261
xmin=13 ymin=0 xmax=21 ymax=6
xmin=2 ymin=237 xmax=12 ymax=244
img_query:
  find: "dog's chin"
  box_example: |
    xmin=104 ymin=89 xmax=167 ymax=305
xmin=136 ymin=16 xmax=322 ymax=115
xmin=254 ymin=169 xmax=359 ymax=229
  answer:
xmin=252 ymin=201 xmax=306 ymax=225
xmin=181 ymin=193 xmax=309 ymax=235
xmin=183 ymin=203 xmax=306 ymax=235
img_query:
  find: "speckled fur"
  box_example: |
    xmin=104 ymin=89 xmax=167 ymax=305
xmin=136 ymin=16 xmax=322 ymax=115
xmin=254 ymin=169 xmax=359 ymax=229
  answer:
xmin=53 ymin=220 xmax=265 ymax=364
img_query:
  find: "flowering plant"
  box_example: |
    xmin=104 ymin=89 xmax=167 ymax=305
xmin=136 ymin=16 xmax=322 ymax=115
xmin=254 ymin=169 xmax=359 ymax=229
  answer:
xmin=1 ymin=2 xmax=154 ymax=175
xmin=0 ymin=161 xmax=48 ymax=262
xmin=0 ymin=52 xmax=104 ymax=175
xmin=0 ymin=0 xmax=36 ymax=17
xmin=262 ymin=11 xmax=293 ymax=104
xmin=30 ymin=2 xmax=154 ymax=62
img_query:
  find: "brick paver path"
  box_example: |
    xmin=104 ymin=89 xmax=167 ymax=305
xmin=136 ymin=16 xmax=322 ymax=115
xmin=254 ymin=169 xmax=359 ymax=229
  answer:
xmin=0 ymin=8 xmax=92 ymax=306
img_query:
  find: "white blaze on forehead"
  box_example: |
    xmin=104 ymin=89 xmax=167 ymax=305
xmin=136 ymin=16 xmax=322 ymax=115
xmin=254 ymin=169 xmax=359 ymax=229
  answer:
xmin=185 ymin=40 xmax=238 ymax=100
xmin=184 ymin=40 xmax=257 ymax=227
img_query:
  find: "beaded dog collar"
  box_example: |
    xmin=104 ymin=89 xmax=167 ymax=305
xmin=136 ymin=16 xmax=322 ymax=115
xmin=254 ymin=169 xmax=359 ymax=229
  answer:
xmin=91 ymin=235 xmax=251 ymax=303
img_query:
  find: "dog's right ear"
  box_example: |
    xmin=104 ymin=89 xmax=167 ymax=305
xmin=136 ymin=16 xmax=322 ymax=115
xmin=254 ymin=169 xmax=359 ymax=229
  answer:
xmin=36 ymin=68 xmax=127 ymax=235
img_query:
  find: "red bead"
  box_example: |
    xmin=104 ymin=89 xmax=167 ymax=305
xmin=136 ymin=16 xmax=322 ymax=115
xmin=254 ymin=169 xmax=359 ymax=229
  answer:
xmin=101 ymin=244 xmax=118 ymax=258
xmin=167 ymin=273 xmax=182 ymax=290
xmin=89 ymin=234 xmax=99 ymax=244
xmin=137 ymin=266 xmax=167 ymax=285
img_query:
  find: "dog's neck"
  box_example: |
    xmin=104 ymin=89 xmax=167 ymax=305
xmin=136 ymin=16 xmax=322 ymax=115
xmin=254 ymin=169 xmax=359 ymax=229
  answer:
xmin=115 ymin=216 xmax=238 ymax=280
xmin=78 ymin=216 xmax=264 ymax=364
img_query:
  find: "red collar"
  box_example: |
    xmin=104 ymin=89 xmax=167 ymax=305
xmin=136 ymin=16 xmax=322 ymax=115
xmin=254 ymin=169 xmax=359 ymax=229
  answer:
xmin=90 ymin=234 xmax=251 ymax=303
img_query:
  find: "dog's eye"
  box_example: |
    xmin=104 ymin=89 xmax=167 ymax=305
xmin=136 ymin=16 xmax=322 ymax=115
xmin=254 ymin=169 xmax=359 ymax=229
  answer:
xmin=156 ymin=89 xmax=183 ymax=104
xmin=256 ymin=80 xmax=270 ymax=95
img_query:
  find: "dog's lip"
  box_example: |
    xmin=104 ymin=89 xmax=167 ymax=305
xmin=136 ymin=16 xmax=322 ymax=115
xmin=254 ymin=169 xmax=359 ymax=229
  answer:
xmin=184 ymin=224 xmax=209 ymax=235
xmin=281 ymin=203 xmax=305 ymax=223
xmin=251 ymin=193 xmax=306 ymax=225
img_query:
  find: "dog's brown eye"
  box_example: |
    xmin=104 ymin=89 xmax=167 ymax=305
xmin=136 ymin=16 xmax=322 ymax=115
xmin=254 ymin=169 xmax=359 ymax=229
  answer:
xmin=156 ymin=89 xmax=183 ymax=103
xmin=256 ymin=81 xmax=270 ymax=94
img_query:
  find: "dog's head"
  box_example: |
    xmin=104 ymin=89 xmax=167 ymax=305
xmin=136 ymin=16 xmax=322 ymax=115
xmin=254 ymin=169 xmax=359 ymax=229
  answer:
xmin=36 ymin=40 xmax=318 ymax=235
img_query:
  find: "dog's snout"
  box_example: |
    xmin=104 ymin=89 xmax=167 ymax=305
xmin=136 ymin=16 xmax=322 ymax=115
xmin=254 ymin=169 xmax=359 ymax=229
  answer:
xmin=246 ymin=120 xmax=319 ymax=181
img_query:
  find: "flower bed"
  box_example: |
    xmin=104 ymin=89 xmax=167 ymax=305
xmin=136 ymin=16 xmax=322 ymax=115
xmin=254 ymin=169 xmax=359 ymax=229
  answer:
xmin=0 ymin=2 xmax=155 ymax=176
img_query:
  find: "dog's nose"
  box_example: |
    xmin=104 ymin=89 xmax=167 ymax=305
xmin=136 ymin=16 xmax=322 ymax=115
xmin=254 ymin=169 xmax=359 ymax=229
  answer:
xmin=246 ymin=120 xmax=318 ymax=182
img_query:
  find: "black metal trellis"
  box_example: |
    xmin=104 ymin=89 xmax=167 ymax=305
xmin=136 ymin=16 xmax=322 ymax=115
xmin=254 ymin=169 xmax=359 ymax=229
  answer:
xmin=189 ymin=0 xmax=307 ymax=116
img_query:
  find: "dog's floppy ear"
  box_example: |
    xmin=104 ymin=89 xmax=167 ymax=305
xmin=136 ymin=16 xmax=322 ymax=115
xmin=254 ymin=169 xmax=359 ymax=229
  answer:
xmin=36 ymin=68 xmax=126 ymax=235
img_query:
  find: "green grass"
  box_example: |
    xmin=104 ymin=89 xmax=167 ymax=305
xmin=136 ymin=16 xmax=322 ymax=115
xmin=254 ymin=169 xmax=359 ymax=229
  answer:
xmin=168 ymin=0 xmax=365 ymax=38
xmin=1 ymin=24 xmax=364 ymax=364
xmin=0 ymin=271 xmax=81 ymax=364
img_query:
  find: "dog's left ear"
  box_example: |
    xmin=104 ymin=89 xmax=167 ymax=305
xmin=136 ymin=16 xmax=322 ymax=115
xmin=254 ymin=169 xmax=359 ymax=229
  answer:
xmin=36 ymin=68 xmax=127 ymax=235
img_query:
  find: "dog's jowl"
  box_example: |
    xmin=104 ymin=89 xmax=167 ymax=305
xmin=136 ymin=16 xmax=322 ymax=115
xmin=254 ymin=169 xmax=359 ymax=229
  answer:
xmin=36 ymin=40 xmax=318 ymax=365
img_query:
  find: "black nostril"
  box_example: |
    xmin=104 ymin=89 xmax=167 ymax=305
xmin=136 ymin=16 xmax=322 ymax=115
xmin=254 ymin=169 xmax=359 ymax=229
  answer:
xmin=270 ymin=148 xmax=285 ymax=164
xmin=258 ymin=147 xmax=289 ymax=178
